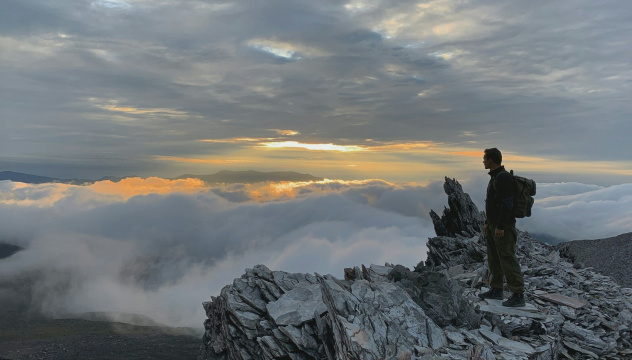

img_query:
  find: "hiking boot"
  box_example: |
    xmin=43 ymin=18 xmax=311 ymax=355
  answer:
xmin=478 ymin=288 xmax=504 ymax=300
xmin=502 ymin=292 xmax=525 ymax=307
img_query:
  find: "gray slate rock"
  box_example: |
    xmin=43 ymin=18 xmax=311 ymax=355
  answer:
xmin=387 ymin=265 xmax=480 ymax=329
xmin=266 ymin=283 xmax=326 ymax=326
xmin=318 ymin=276 xmax=441 ymax=359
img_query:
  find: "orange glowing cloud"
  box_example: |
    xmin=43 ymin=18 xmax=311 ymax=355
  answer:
xmin=450 ymin=150 xmax=483 ymax=158
xmin=243 ymin=179 xmax=400 ymax=202
xmin=198 ymin=138 xmax=267 ymax=143
xmin=198 ymin=129 xmax=298 ymax=144
xmin=0 ymin=178 xmax=210 ymax=207
xmin=90 ymin=98 xmax=189 ymax=118
xmin=0 ymin=182 xmax=72 ymax=207
xmin=270 ymin=129 xmax=300 ymax=136
xmin=89 ymin=177 xmax=207 ymax=199
xmin=246 ymin=181 xmax=311 ymax=201
xmin=367 ymin=141 xmax=435 ymax=151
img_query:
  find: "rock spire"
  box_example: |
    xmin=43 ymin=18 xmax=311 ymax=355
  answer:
xmin=429 ymin=177 xmax=485 ymax=238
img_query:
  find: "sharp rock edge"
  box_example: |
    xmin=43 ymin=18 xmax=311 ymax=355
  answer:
xmin=201 ymin=177 xmax=632 ymax=360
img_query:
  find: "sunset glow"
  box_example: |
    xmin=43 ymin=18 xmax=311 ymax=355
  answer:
xmin=271 ymin=129 xmax=300 ymax=136
xmin=261 ymin=141 xmax=366 ymax=152
xmin=199 ymin=138 xmax=271 ymax=144
xmin=90 ymin=98 xmax=189 ymax=118
xmin=89 ymin=177 xmax=207 ymax=199
xmin=367 ymin=141 xmax=436 ymax=151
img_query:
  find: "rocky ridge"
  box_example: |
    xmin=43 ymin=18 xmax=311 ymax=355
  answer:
xmin=557 ymin=232 xmax=632 ymax=288
xmin=201 ymin=177 xmax=632 ymax=359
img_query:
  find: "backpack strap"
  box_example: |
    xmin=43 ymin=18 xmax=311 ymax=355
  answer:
xmin=492 ymin=169 xmax=512 ymax=191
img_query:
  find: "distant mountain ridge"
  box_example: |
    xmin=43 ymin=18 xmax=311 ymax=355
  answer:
xmin=0 ymin=170 xmax=323 ymax=185
xmin=174 ymin=170 xmax=323 ymax=184
xmin=0 ymin=171 xmax=92 ymax=185
xmin=557 ymin=232 xmax=632 ymax=287
xmin=0 ymin=243 xmax=23 ymax=260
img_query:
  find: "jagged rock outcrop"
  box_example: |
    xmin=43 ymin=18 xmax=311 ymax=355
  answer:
xmin=424 ymin=235 xmax=486 ymax=268
xmin=202 ymin=178 xmax=632 ymax=360
xmin=202 ymin=264 xmax=451 ymax=359
xmin=429 ymin=177 xmax=485 ymax=238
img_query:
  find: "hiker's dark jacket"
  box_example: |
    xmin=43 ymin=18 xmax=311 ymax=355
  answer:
xmin=486 ymin=166 xmax=515 ymax=230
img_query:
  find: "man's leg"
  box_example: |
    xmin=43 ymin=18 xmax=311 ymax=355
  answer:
xmin=485 ymin=224 xmax=505 ymax=290
xmin=493 ymin=224 xmax=525 ymax=294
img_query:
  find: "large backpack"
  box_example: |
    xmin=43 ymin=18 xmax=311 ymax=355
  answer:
xmin=494 ymin=170 xmax=536 ymax=218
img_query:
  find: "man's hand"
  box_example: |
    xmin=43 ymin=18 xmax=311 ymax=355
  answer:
xmin=495 ymin=228 xmax=505 ymax=238
xmin=482 ymin=224 xmax=488 ymax=236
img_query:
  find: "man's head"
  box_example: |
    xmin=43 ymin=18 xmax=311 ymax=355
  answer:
xmin=483 ymin=148 xmax=502 ymax=170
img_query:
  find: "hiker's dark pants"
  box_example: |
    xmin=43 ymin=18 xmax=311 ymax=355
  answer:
xmin=485 ymin=223 xmax=525 ymax=294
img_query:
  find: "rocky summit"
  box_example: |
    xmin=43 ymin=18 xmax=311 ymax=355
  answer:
xmin=201 ymin=178 xmax=632 ymax=359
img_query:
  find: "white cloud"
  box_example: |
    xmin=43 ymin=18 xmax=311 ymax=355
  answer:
xmin=246 ymin=39 xmax=327 ymax=61
xmin=345 ymin=0 xmax=381 ymax=13
xmin=92 ymin=0 xmax=132 ymax=9
xmin=1 ymin=177 xmax=630 ymax=328
xmin=519 ymin=183 xmax=632 ymax=240
xmin=0 ymin=179 xmax=438 ymax=327
xmin=535 ymin=182 xmax=604 ymax=198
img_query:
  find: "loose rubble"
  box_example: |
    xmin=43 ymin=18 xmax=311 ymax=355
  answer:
xmin=202 ymin=177 xmax=632 ymax=359
xmin=557 ymin=232 xmax=632 ymax=288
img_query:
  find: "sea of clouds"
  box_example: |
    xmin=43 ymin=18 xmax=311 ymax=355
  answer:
xmin=0 ymin=176 xmax=630 ymax=328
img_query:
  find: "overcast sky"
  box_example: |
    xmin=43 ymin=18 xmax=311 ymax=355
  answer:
xmin=1 ymin=0 xmax=631 ymax=184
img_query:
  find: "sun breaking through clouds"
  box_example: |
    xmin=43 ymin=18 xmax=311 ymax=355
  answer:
xmin=261 ymin=141 xmax=366 ymax=152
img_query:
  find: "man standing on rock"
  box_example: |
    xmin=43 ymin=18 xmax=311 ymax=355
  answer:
xmin=478 ymin=148 xmax=525 ymax=307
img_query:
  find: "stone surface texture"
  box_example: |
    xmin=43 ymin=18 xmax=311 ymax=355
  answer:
xmin=202 ymin=177 xmax=632 ymax=360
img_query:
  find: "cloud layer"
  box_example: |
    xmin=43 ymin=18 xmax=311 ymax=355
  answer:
xmin=1 ymin=176 xmax=630 ymax=328
xmin=0 ymin=178 xmax=440 ymax=327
